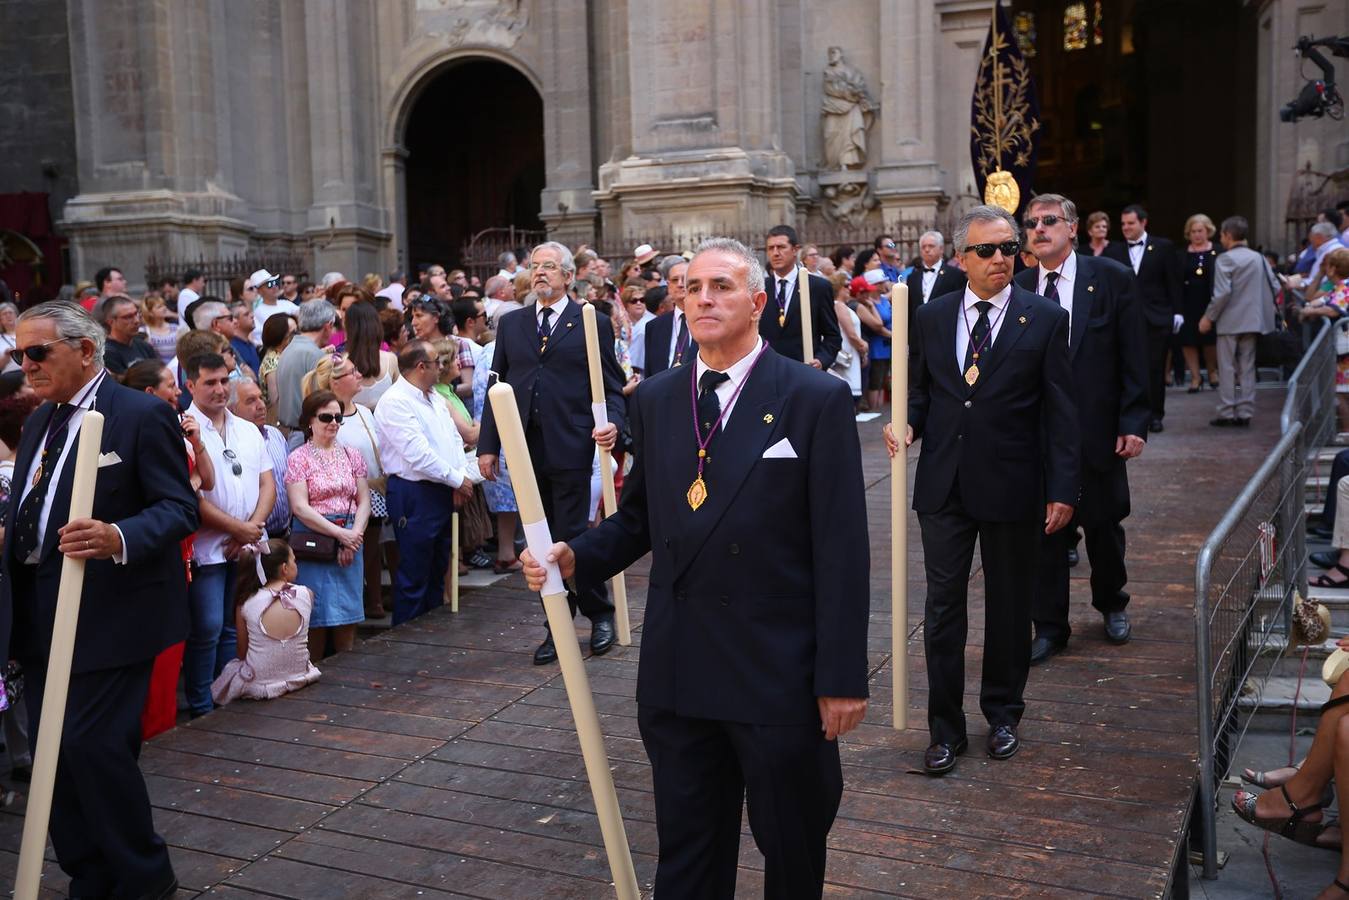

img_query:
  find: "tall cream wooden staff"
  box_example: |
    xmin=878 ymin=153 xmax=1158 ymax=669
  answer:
xmin=450 ymin=512 xmax=460 ymax=613
xmin=797 ymin=265 xmax=815 ymax=365
xmin=16 ymin=411 xmax=104 ymax=900
xmin=581 ymin=303 xmax=631 ymax=646
xmin=890 ymin=283 xmax=909 ymax=731
xmin=487 ymin=383 xmax=639 ymax=900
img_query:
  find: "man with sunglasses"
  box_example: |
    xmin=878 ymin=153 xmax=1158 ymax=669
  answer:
xmin=182 ymin=351 xmax=274 ymax=719
xmin=901 ymin=205 xmax=1079 ymax=776
xmin=1 ymin=302 xmax=197 ymax=899
xmin=873 ymin=234 xmax=903 ymax=283
xmin=249 ymin=268 xmax=299 ymax=344
xmin=279 ymin=273 xmax=300 ymax=305
xmin=1014 ymin=194 xmax=1150 ymax=664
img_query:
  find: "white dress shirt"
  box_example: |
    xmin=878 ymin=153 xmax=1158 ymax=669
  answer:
xmin=186 ymin=403 xmax=270 ymax=565
xmin=1037 ymin=251 xmax=1077 ymax=338
xmin=921 ymin=265 xmax=940 ymax=303
xmin=954 ymin=285 xmax=1012 ymax=371
xmin=18 ymin=370 xmax=128 ymax=564
xmin=1127 ymin=231 xmax=1148 ymax=273
xmin=695 ymin=338 xmax=765 ymax=430
xmin=536 ymin=297 xmax=569 ymax=335
xmin=666 ymin=307 xmax=689 ymax=369
xmin=373 ymin=376 xmax=469 ymax=488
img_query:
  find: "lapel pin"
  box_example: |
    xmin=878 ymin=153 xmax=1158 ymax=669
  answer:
xmin=566 ymin=322 xmax=574 ymax=328
xmin=1147 ymin=245 xmax=1154 ymax=252
xmin=763 ymin=413 xmax=774 ymax=424
xmin=1087 ymin=285 xmax=1095 ymax=292
xmin=1018 ymin=315 xmax=1027 ymax=324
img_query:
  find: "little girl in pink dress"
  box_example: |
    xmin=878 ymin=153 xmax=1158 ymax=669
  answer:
xmin=213 ymin=539 xmax=321 ymax=704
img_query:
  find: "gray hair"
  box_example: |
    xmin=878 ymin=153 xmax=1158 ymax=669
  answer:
xmin=18 ymin=301 xmax=105 ymax=369
xmin=482 ymin=275 xmax=510 ymax=298
xmin=919 ymin=230 xmax=945 ymax=248
xmin=498 ymin=251 xmax=517 ymax=267
xmin=96 ymin=294 xmax=137 ymax=329
xmin=1311 ymin=221 xmax=1338 ymax=241
xmin=658 ymin=255 xmax=688 ymax=281
xmin=297 ymin=297 xmax=337 ymax=331
xmin=953 ymin=205 xmax=1022 ymax=253
xmin=691 ymin=237 xmax=767 ymax=296
xmin=1222 ymin=216 xmax=1250 ymax=242
xmin=229 ymin=375 xmax=260 ymax=408
xmin=531 ymin=241 xmax=576 ymax=279
xmin=320 ymin=271 xmax=346 ymax=289
xmin=1027 ymin=193 xmax=1079 ymax=223
xmin=193 ymin=300 xmax=230 ymax=331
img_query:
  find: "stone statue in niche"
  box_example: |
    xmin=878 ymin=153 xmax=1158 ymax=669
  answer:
xmin=822 ymin=180 xmax=877 ymax=227
xmin=821 ymin=47 xmax=877 ymax=170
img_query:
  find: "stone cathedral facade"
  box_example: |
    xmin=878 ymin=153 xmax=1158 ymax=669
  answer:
xmin=2 ymin=0 xmax=1346 ymax=285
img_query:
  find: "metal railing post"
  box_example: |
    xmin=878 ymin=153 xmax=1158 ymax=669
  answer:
xmin=1194 ymin=543 xmax=1219 ymax=879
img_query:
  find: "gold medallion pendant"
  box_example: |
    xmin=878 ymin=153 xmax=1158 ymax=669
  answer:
xmin=687 ymin=476 xmax=708 ymax=510
xmin=965 ymin=365 xmax=980 ymax=386
xmin=30 ymin=463 xmax=42 ymax=488
xmin=778 ymin=313 xmax=786 ymax=327
xmin=1196 ymin=267 xmax=1203 ymax=276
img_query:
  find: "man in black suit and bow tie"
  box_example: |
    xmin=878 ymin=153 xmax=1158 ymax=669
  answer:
xmin=899 ymin=205 xmax=1079 ymax=776
xmin=1105 ymin=204 xmax=1182 ymax=433
xmin=0 ymin=302 xmax=198 ymax=899
xmin=478 ymin=241 xmax=627 ymax=665
xmin=636 ymin=255 xmax=696 ymax=376
xmin=905 ymin=230 xmax=968 ymax=320
xmin=1015 ymin=193 xmax=1150 ymax=664
xmin=760 ymin=225 xmax=842 ymax=369
xmin=522 ymin=237 xmax=869 ymax=898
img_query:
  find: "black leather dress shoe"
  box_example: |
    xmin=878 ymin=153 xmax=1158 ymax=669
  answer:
xmin=590 ymin=617 xmax=616 ymax=655
xmin=1029 ymin=636 xmax=1067 ymax=665
xmin=1209 ymin=417 xmax=1236 ymax=428
xmin=1066 ymin=547 xmax=1079 ymax=568
xmin=1149 ymin=419 xmax=1164 ymax=433
xmin=1234 ymin=418 xmax=1251 ymax=427
xmin=1103 ymin=609 xmax=1132 ymax=644
xmin=923 ymin=738 xmax=968 ymax=776
xmin=1309 ymin=522 xmax=1334 ymax=540
xmin=987 ymin=725 xmax=1019 ymax=760
xmin=1312 ymin=550 xmax=1341 ymax=570
xmin=132 ymin=873 xmax=179 ymax=900
xmin=533 ymin=634 xmax=557 ymax=665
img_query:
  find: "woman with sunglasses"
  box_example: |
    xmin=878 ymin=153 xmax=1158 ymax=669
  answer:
xmin=285 ymin=389 xmax=370 ymax=660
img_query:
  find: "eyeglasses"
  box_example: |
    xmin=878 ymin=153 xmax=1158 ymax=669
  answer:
xmin=9 ymin=338 xmax=74 ymax=367
xmin=882 ymin=241 xmax=897 ymax=249
xmin=222 ymin=448 xmax=243 ymax=477
xmin=315 ymin=412 xmax=344 ymax=424
xmin=1023 ymin=214 xmax=1068 ymax=229
xmin=964 ymin=241 xmax=1022 ymax=259
xmin=530 ymin=261 xmax=562 ymax=272
xmin=111 ymin=310 xmax=140 ymax=321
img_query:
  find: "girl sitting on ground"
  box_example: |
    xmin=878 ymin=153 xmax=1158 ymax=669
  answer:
xmin=212 ymin=539 xmax=321 ymax=705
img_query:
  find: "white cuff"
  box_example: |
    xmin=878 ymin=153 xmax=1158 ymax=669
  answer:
xmin=111 ymin=524 xmax=129 ymax=565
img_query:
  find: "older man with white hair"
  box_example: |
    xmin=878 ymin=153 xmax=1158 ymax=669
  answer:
xmin=905 ymin=230 xmax=968 ymax=319
xmin=1306 ymin=220 xmax=1346 ymax=301
xmin=274 ymin=299 xmax=335 ymax=431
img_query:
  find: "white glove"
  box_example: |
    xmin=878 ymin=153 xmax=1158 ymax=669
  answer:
xmin=1172 ymin=314 xmax=1184 ymax=334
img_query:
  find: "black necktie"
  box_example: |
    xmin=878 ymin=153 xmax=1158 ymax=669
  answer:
xmin=698 ymin=370 xmax=731 ymax=443
xmin=13 ymin=404 xmax=72 ymax=562
xmin=963 ymin=301 xmax=993 ymax=374
xmin=673 ymin=315 xmax=689 ymax=366
xmin=538 ymin=307 xmax=553 ymax=350
xmin=1043 ymin=271 xmax=1061 ymax=304
xmin=776 ymin=279 xmax=789 ymax=326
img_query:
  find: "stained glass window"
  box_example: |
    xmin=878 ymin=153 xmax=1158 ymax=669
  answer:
xmin=1092 ymin=0 xmax=1104 ymax=46
xmin=1014 ymin=11 xmax=1037 ymax=57
xmin=1063 ymin=2 xmax=1088 ymax=52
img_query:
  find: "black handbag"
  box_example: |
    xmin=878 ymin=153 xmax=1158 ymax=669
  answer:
xmin=288 ymin=531 xmax=338 ymax=561
xmin=1256 ymin=309 xmax=1303 ymax=368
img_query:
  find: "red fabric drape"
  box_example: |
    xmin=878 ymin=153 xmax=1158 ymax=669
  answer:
xmin=0 ymin=192 xmax=66 ymax=306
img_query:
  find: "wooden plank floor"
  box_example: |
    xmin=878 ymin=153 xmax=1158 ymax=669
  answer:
xmin=0 ymin=386 xmax=1285 ymax=898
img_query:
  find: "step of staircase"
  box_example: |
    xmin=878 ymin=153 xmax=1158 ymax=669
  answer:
xmin=1237 ymin=674 xmax=1331 ymax=728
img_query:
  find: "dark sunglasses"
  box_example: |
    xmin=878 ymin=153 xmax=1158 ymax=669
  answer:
xmin=964 ymin=241 xmax=1022 ymax=259
xmin=9 ymin=338 xmax=75 ymax=367
xmin=222 ymin=448 xmax=243 ymax=477
xmin=315 ymin=412 xmax=344 ymax=424
xmin=1023 ymin=214 xmax=1067 ymax=229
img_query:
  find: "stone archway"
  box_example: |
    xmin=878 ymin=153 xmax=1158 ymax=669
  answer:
xmin=391 ymin=56 xmax=544 ymax=273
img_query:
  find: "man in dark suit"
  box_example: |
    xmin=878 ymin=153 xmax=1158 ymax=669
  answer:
xmin=638 ymin=255 xmax=696 ymax=377
xmin=1015 ymin=193 xmax=1150 ymax=664
xmin=1 ymin=302 xmax=198 ymax=899
xmin=478 ymin=241 xmax=627 ymax=665
xmin=905 ymin=229 xmax=968 ymax=320
xmin=898 ymin=205 xmax=1079 ymax=776
xmin=522 ymin=237 xmax=869 ymax=898
xmin=760 ymin=225 xmax=842 ymax=370
xmin=1105 ymin=204 xmax=1182 ymax=432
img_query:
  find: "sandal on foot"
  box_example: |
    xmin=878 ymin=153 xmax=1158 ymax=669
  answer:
xmin=1232 ymin=785 xmax=1325 ymax=843
xmin=1312 ymin=564 xmax=1349 ymax=588
xmin=1242 ymin=764 xmax=1300 ymax=788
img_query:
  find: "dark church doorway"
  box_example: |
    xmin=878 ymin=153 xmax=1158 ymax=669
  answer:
xmin=1007 ymin=0 xmax=1257 ymax=240
xmin=403 ymin=58 xmax=544 ymax=271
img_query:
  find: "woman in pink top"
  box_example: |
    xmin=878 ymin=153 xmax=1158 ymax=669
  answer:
xmin=212 ymin=539 xmax=320 ymax=704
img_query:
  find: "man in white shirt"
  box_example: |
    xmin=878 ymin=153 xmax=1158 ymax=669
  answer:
xmin=482 ymin=274 xmax=522 ymax=327
xmin=496 ymin=251 xmax=520 ymax=281
xmin=183 ymin=351 xmax=274 ymax=718
xmin=176 ymin=267 xmax=205 ymax=323
xmin=374 ymin=340 xmax=474 ymax=624
xmin=249 ymin=268 xmax=300 ymax=343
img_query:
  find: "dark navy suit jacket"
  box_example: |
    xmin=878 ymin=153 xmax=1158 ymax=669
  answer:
xmin=908 ymin=285 xmax=1080 ymax=521
xmin=758 ymin=270 xmax=843 ymax=369
xmin=571 ymin=348 xmax=870 ymax=725
xmin=479 ymin=300 xmax=627 ymax=472
xmin=1104 ymin=236 xmax=1183 ymax=328
xmin=1 ymin=376 xmax=199 ymax=673
xmin=640 ymin=310 xmax=697 ymax=377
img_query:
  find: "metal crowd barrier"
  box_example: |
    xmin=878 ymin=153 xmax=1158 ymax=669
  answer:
xmin=1192 ymin=318 xmax=1335 ymax=880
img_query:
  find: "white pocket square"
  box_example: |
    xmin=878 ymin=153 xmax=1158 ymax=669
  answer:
xmin=97 ymin=452 xmax=122 ymax=468
xmin=762 ymin=438 xmax=797 ymax=459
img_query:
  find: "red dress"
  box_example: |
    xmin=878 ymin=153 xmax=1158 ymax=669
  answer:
xmin=140 ymin=440 xmax=196 ymax=740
